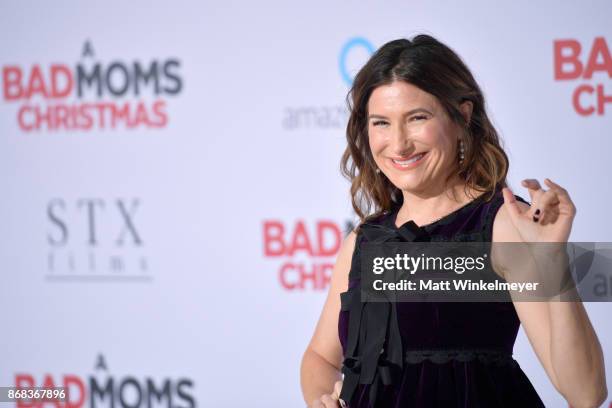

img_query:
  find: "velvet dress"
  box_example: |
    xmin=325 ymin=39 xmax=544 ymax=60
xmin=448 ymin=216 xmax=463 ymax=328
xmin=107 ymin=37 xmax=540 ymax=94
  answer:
xmin=337 ymin=187 xmax=546 ymax=407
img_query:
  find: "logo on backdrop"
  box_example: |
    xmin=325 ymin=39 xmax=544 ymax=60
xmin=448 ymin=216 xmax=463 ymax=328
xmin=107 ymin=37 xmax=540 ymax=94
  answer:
xmin=281 ymin=37 xmax=374 ymax=131
xmin=338 ymin=37 xmax=375 ymax=86
xmin=262 ymin=219 xmax=354 ymax=291
xmin=46 ymin=198 xmax=149 ymax=282
xmin=554 ymin=36 xmax=611 ymax=116
xmin=1 ymin=40 xmax=183 ymax=132
xmin=14 ymin=354 xmax=195 ymax=408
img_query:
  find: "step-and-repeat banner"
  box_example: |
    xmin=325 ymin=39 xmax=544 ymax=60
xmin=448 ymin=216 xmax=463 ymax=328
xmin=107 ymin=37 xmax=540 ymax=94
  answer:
xmin=1 ymin=1 xmax=610 ymax=406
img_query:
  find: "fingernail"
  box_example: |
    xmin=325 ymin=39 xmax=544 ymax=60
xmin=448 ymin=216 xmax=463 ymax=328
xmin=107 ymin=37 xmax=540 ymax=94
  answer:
xmin=533 ymin=215 xmax=539 ymax=223
xmin=535 ymin=209 xmax=540 ymax=215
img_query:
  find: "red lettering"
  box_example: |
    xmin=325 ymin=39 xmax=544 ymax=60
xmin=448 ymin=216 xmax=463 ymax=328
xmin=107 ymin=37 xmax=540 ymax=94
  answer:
xmin=63 ymin=375 xmax=85 ymax=408
xmin=573 ymin=84 xmax=611 ymax=116
xmin=263 ymin=221 xmax=285 ymax=256
xmin=36 ymin=105 xmax=56 ymax=130
xmin=554 ymin=39 xmax=582 ymax=80
xmin=77 ymin=103 xmax=94 ymax=130
xmin=572 ymin=85 xmax=595 ymax=116
xmin=584 ymin=37 xmax=612 ymax=79
xmin=95 ymin=103 xmax=107 ymax=129
xmin=279 ymin=262 xmax=297 ymax=289
xmin=596 ymin=84 xmax=612 ymax=115
xmin=15 ymin=374 xmax=35 ymax=408
xmin=555 ymin=37 xmax=611 ymax=81
xmin=316 ymin=221 xmax=341 ymax=256
xmin=279 ymin=262 xmax=333 ymax=290
xmin=290 ymin=221 xmax=313 ymax=256
xmin=4 ymin=65 xmax=75 ymax=101
xmin=151 ymin=99 xmax=167 ymax=127
xmin=41 ymin=374 xmax=62 ymax=408
xmin=319 ymin=263 xmax=333 ymax=289
xmin=55 ymin=105 xmax=70 ymax=129
xmin=3 ymin=66 xmax=23 ymax=100
xmin=111 ymin=102 xmax=131 ymax=128
xmin=17 ymin=105 xmax=34 ymax=131
xmin=264 ymin=220 xmax=343 ymax=259
xmin=50 ymin=65 xmax=73 ymax=98
xmin=26 ymin=66 xmax=49 ymax=99
xmin=133 ymin=101 xmax=150 ymax=127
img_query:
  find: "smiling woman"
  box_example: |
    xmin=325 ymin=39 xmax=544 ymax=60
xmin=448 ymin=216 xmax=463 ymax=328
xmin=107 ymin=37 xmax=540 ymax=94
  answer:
xmin=300 ymin=34 xmax=607 ymax=408
xmin=340 ymin=37 xmax=511 ymax=227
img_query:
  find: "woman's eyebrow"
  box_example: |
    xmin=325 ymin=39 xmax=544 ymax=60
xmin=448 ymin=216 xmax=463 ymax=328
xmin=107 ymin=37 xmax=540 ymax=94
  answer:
xmin=367 ymin=108 xmax=433 ymax=120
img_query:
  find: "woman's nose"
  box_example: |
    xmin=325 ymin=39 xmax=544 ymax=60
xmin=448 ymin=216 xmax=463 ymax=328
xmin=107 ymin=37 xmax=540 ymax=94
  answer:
xmin=390 ymin=124 xmax=413 ymax=155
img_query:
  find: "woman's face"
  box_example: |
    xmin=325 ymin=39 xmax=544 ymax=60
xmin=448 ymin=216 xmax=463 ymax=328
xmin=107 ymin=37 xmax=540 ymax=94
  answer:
xmin=367 ymin=80 xmax=467 ymax=194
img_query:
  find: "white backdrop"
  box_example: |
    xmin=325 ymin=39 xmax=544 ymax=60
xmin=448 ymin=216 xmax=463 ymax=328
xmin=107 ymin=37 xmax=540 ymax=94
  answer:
xmin=1 ymin=0 xmax=611 ymax=407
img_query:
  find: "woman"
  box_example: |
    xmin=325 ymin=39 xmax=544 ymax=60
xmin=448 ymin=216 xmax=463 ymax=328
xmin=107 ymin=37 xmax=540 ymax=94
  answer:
xmin=300 ymin=35 xmax=607 ymax=407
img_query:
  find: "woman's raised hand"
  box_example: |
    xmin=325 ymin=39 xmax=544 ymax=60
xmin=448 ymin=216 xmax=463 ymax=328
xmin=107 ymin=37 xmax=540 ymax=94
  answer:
xmin=502 ymin=178 xmax=576 ymax=243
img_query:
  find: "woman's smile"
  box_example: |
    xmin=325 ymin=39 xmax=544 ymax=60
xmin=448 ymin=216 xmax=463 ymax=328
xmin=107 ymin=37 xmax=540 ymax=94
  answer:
xmin=389 ymin=151 xmax=428 ymax=170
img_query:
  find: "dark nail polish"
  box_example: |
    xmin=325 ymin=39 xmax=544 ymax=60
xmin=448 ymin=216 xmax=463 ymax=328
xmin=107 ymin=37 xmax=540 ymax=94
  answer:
xmin=535 ymin=209 xmax=541 ymax=215
xmin=533 ymin=215 xmax=539 ymax=222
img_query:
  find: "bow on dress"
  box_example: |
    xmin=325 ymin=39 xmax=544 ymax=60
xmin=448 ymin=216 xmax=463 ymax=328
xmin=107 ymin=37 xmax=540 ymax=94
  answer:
xmin=339 ymin=219 xmax=431 ymax=406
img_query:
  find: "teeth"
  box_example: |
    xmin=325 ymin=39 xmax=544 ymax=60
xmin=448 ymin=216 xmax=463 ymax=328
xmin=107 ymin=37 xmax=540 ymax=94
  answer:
xmin=393 ymin=153 xmax=425 ymax=166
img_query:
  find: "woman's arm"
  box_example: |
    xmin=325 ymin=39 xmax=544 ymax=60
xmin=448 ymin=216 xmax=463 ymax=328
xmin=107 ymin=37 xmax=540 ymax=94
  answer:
xmin=493 ymin=200 xmax=608 ymax=408
xmin=300 ymin=230 xmax=356 ymax=406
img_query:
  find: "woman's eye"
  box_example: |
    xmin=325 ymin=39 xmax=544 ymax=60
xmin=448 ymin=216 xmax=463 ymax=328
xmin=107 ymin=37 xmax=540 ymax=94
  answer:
xmin=372 ymin=120 xmax=389 ymax=127
xmin=411 ymin=115 xmax=427 ymax=121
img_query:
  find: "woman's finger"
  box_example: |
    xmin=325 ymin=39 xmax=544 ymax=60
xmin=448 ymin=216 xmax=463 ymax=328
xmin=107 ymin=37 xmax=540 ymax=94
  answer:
xmin=540 ymin=206 xmax=560 ymax=225
xmin=544 ymin=178 xmax=577 ymax=216
xmin=502 ymin=187 xmax=525 ymax=220
xmin=521 ymin=178 xmax=545 ymax=204
xmin=532 ymin=189 xmax=560 ymax=224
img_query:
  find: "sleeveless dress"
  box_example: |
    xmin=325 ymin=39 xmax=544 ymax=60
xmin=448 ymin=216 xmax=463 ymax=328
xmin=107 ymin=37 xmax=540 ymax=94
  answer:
xmin=337 ymin=187 xmax=546 ymax=407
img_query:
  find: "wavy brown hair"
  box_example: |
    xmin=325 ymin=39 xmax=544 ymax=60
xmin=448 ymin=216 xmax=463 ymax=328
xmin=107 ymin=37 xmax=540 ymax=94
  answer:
xmin=341 ymin=34 xmax=509 ymax=225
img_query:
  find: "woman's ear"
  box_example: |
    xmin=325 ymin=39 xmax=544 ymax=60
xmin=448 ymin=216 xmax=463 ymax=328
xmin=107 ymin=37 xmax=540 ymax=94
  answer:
xmin=459 ymin=100 xmax=473 ymax=125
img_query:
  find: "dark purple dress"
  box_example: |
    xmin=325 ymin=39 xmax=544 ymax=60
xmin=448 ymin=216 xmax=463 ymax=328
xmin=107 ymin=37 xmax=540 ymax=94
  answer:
xmin=338 ymin=187 xmax=546 ymax=407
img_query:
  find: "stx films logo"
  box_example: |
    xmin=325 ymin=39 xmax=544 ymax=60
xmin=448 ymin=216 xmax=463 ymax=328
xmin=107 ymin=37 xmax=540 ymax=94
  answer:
xmin=47 ymin=198 xmax=149 ymax=281
xmin=2 ymin=41 xmax=182 ymax=132
xmin=554 ymin=36 xmax=611 ymax=116
xmin=263 ymin=219 xmax=352 ymax=291
xmin=15 ymin=354 xmax=195 ymax=408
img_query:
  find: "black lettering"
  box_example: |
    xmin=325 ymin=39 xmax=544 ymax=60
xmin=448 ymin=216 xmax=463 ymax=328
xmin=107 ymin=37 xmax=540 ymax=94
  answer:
xmin=162 ymin=60 xmax=182 ymax=95
xmin=90 ymin=377 xmax=114 ymax=408
xmin=117 ymin=199 xmax=142 ymax=245
xmin=175 ymin=379 xmax=195 ymax=408
xmin=134 ymin=61 xmax=160 ymax=96
xmin=77 ymin=64 xmax=102 ymax=97
xmin=119 ymin=377 xmax=142 ymax=408
xmin=146 ymin=378 xmax=171 ymax=408
xmin=47 ymin=199 xmax=68 ymax=246
xmin=106 ymin=62 xmax=131 ymax=97
xmin=82 ymin=40 xmax=95 ymax=58
xmin=77 ymin=199 xmax=104 ymax=245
